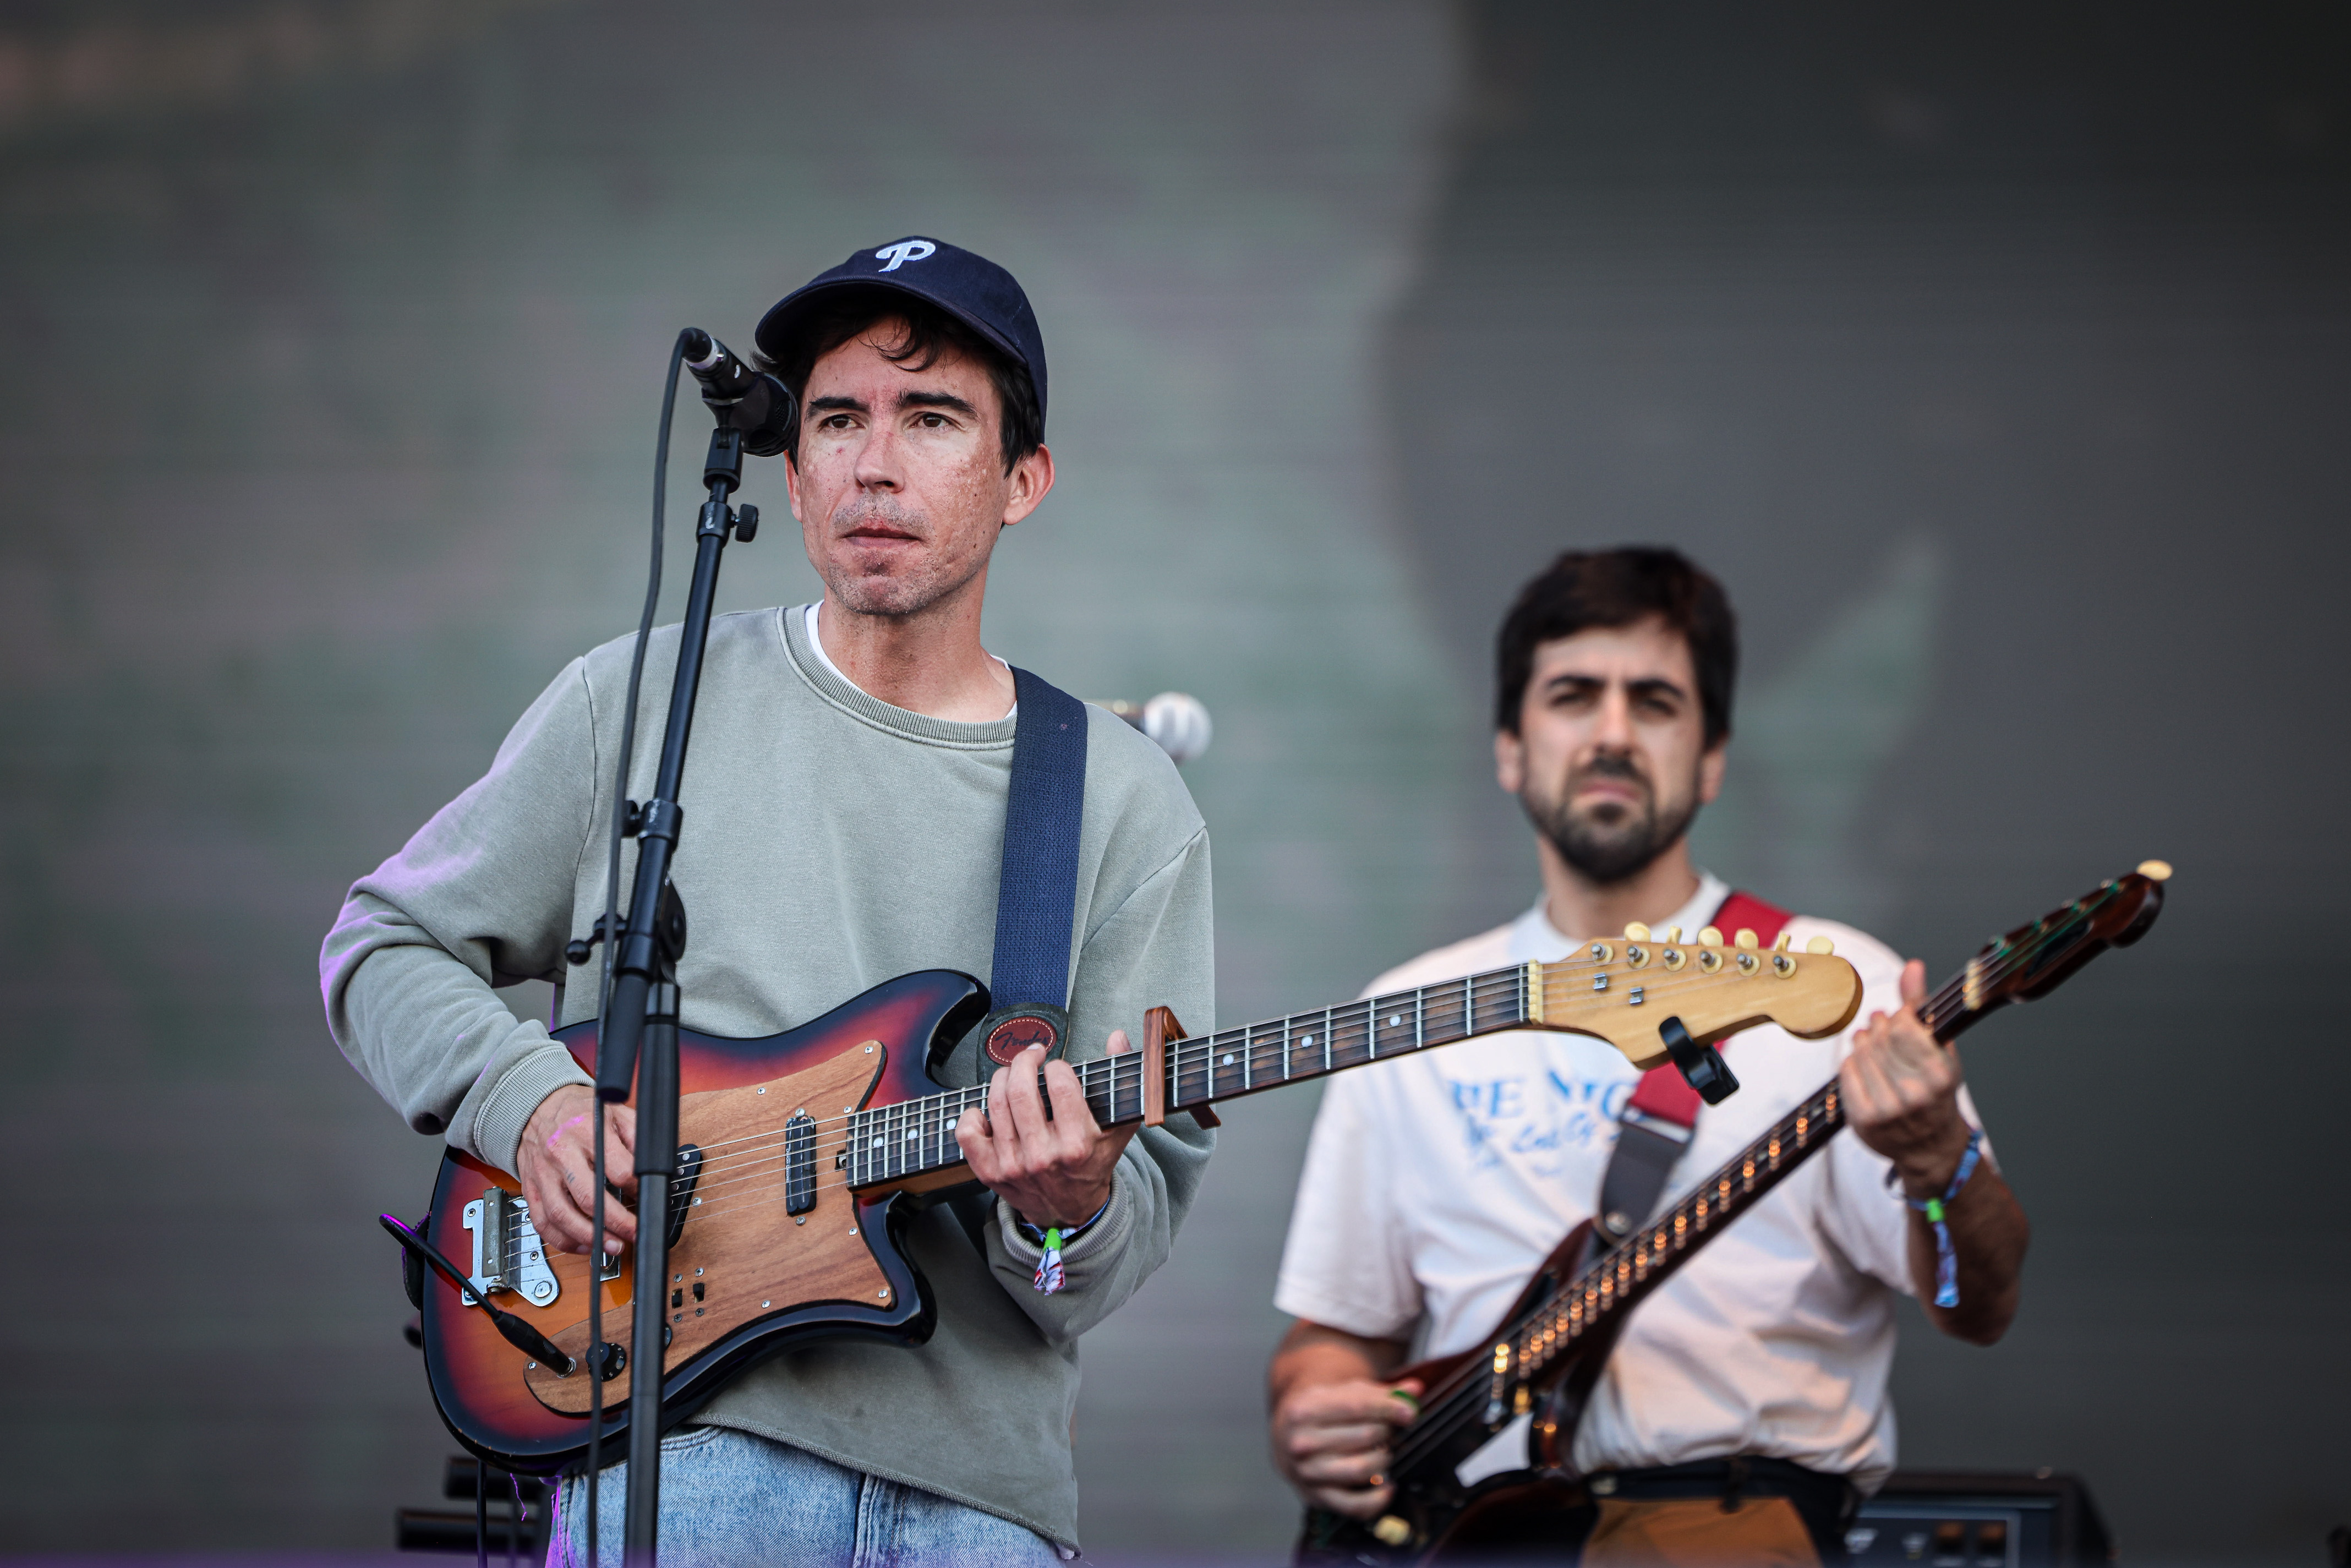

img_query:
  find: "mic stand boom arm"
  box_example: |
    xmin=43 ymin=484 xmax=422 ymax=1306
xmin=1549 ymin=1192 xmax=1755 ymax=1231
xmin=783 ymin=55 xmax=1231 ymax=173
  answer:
xmin=595 ymin=419 xmax=758 ymax=1566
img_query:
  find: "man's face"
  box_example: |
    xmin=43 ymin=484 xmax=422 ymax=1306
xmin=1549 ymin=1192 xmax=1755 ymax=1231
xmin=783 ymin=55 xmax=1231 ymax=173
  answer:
xmin=784 ymin=319 xmax=1052 ymax=618
xmin=1495 ymin=616 xmax=1726 ymax=886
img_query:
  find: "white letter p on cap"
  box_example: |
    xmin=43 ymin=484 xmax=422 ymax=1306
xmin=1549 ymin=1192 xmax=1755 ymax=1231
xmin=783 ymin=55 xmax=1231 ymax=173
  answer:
xmin=874 ymin=239 xmax=937 ymax=273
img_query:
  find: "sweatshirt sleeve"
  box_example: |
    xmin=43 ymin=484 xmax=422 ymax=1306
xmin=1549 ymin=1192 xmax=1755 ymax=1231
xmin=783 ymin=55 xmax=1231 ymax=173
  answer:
xmin=319 ymin=658 xmax=602 ymax=1176
xmin=983 ymin=823 xmax=1215 ymax=1343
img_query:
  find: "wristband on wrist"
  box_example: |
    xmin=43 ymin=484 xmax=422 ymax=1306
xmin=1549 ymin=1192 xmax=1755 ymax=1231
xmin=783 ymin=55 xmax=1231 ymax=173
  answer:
xmin=1014 ymin=1197 xmax=1111 ymax=1296
xmin=1907 ymin=1128 xmax=1984 ymax=1309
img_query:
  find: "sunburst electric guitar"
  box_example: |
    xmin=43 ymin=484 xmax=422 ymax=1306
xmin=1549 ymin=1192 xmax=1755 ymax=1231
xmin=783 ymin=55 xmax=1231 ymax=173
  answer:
xmin=409 ymin=931 xmax=1862 ymax=1472
xmin=1300 ymin=863 xmax=2170 ymax=1566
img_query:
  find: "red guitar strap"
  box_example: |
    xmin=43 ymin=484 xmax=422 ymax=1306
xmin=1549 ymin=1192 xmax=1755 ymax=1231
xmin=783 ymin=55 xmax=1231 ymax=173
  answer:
xmin=1590 ymin=890 xmax=1794 ymax=1245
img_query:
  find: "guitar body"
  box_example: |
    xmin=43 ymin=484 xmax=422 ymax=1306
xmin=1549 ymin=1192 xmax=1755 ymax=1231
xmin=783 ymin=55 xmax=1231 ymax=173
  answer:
xmin=415 ymin=968 xmax=990 ymax=1474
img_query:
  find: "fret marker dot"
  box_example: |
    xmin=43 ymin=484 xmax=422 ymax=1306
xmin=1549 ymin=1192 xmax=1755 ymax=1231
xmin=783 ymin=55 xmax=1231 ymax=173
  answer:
xmin=1303 ymin=1035 xmax=1315 ymax=1047
xmin=1389 ymin=1015 xmax=1401 ymax=1026
xmin=1222 ymin=1053 xmax=1234 ymax=1066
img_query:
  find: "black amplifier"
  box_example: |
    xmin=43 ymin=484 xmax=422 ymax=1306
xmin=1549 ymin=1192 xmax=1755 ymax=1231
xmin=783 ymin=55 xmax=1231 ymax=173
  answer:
xmin=1847 ymin=1471 xmax=2114 ymax=1566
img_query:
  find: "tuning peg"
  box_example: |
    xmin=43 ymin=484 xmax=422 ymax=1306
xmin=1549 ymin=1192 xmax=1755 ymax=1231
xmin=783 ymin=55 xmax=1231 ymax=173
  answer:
xmin=1665 ymin=926 xmax=1683 ymax=944
xmin=1698 ymin=926 xmax=1723 ymax=947
xmin=2137 ymin=859 xmax=2173 ymax=881
xmin=1805 ymin=935 xmax=1835 ymax=955
xmin=1773 ymin=931 xmax=1794 ymax=952
xmin=1734 ymin=928 xmax=1758 ymax=950
xmin=1625 ymin=921 xmax=1652 ymax=941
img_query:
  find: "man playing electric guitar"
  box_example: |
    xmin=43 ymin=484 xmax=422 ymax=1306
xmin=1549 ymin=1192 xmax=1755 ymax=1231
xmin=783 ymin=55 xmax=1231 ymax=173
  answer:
xmin=1269 ymin=548 xmax=2030 ymax=1564
xmin=322 ymin=239 xmax=1213 ymax=1563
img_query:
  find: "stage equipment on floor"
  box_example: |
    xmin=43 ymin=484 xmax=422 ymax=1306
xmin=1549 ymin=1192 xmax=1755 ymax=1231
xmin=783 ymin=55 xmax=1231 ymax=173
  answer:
xmin=1849 ymin=1471 xmax=2114 ymax=1566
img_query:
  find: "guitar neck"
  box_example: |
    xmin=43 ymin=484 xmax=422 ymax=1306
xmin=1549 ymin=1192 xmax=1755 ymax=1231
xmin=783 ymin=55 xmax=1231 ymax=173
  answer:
xmin=845 ymin=964 xmax=1542 ymax=1190
xmin=1466 ymin=1074 xmax=1851 ymax=1430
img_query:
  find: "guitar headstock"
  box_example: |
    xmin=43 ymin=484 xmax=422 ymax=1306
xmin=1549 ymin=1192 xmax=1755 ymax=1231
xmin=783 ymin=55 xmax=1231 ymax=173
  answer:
xmin=1532 ymin=924 xmax=1865 ymax=1073
xmin=1938 ymin=860 xmax=2170 ymax=1037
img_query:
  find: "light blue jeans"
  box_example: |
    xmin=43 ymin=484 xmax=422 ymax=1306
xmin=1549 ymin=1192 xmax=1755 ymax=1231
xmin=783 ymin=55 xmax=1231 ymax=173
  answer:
xmin=551 ymin=1424 xmax=1065 ymax=1567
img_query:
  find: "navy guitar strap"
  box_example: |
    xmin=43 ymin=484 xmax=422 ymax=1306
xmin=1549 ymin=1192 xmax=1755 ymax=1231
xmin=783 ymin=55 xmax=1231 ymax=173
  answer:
xmin=976 ymin=666 xmax=1090 ymax=1067
xmin=939 ymin=666 xmax=1090 ymax=1255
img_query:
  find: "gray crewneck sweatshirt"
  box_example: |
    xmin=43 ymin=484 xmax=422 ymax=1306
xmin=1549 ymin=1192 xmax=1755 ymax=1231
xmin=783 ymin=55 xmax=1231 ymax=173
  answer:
xmin=321 ymin=604 xmax=1215 ymax=1547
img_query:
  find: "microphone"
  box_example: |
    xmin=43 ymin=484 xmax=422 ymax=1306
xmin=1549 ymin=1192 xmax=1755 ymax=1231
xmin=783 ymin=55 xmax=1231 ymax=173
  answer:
xmin=681 ymin=329 xmax=794 ymax=457
xmin=1094 ymin=693 xmax=1213 ymax=764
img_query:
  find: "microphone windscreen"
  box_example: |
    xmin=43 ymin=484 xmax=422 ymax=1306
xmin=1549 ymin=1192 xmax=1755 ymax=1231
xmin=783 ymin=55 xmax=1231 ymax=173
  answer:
xmin=1140 ymin=692 xmax=1212 ymax=765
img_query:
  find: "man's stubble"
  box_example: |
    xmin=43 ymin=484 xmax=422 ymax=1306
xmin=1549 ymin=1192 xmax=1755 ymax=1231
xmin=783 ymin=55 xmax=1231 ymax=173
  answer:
xmin=822 ymin=496 xmax=991 ymax=621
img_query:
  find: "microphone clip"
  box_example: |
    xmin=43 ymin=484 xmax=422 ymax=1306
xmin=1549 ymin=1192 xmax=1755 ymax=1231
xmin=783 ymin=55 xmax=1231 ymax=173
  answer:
xmin=682 ymin=329 xmax=794 ymax=457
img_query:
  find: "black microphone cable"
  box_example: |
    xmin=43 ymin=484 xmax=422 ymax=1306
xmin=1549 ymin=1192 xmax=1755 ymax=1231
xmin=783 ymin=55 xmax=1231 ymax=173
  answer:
xmin=585 ymin=327 xmax=692 ymax=1567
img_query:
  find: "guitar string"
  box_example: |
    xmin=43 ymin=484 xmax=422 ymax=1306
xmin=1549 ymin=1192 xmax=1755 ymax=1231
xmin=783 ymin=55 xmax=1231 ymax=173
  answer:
xmin=588 ymin=957 xmax=1819 ymax=1191
xmin=505 ymin=914 xmax=2054 ymax=1262
xmin=500 ymin=954 xmax=1867 ymax=1255
xmin=542 ymin=954 xmax=1603 ymax=1172
xmin=596 ymin=943 xmax=1909 ymax=1230
xmin=539 ymin=936 xmax=1841 ymax=1197
xmin=500 ymin=919 xmax=2071 ymax=1267
xmin=1386 ymin=893 xmax=2115 ymax=1474
xmin=577 ymin=976 xmax=1526 ymax=1191
xmin=495 ymin=897 xmax=2115 ymax=1287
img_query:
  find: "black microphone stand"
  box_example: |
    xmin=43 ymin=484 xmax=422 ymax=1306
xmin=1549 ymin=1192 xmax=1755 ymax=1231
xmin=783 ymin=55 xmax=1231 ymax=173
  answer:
xmin=594 ymin=416 xmax=761 ymax=1567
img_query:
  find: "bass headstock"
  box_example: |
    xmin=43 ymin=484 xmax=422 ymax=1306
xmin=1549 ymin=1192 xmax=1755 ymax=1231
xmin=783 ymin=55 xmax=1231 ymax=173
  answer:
xmin=1534 ymin=925 xmax=1865 ymax=1075
xmin=1938 ymin=860 xmax=2170 ymax=1037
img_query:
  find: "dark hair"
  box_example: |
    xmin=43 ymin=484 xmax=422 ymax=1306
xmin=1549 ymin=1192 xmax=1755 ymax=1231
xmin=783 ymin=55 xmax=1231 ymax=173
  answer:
xmin=760 ymin=293 xmax=1043 ymax=475
xmin=1494 ymin=547 xmax=1739 ymax=746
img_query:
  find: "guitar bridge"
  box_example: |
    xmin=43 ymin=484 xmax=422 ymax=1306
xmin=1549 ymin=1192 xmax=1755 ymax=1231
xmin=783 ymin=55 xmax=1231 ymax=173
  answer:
xmin=464 ymin=1188 xmax=621 ymax=1308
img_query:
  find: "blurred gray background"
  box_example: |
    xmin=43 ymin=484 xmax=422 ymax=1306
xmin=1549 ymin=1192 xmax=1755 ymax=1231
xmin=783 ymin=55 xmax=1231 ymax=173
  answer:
xmin=2 ymin=1 xmax=2345 ymax=1561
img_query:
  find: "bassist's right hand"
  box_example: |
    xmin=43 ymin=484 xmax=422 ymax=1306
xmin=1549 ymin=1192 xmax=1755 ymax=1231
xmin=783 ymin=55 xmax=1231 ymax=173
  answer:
xmin=517 ymin=1085 xmax=639 ymax=1258
xmin=1271 ymin=1374 xmax=1425 ymax=1519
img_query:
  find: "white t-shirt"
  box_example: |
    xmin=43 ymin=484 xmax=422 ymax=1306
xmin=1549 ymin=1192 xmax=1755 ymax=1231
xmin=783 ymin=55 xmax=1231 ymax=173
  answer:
xmin=802 ymin=603 xmax=1015 ymax=717
xmin=1274 ymin=873 xmax=1986 ymax=1493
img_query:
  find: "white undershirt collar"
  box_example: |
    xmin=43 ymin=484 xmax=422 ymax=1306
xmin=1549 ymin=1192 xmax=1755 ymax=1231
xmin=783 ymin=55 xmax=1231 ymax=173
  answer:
xmin=802 ymin=602 xmax=1015 ymax=719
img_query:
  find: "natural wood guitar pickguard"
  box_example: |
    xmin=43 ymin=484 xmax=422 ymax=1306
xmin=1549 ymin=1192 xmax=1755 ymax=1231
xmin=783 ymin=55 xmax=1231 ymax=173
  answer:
xmin=524 ymin=1041 xmax=889 ymax=1415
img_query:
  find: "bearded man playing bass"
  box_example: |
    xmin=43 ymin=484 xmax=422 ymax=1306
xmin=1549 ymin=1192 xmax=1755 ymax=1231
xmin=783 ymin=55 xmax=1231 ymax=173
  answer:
xmin=1268 ymin=548 xmax=2030 ymax=1565
xmin=322 ymin=239 xmax=1213 ymax=1564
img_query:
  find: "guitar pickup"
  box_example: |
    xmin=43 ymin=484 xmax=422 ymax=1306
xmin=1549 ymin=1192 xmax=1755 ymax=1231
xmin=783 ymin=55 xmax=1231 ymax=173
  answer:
xmin=665 ymin=1144 xmax=705 ymax=1249
xmin=785 ymin=1113 xmax=817 ymax=1216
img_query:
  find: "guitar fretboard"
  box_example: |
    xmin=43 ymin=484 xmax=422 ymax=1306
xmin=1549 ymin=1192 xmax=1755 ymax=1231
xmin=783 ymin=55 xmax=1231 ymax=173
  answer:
xmin=844 ymin=965 xmax=1538 ymax=1189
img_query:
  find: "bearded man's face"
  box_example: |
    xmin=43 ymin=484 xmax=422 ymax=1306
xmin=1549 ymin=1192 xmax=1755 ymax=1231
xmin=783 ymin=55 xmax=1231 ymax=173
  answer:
xmin=1495 ymin=618 xmax=1725 ymax=889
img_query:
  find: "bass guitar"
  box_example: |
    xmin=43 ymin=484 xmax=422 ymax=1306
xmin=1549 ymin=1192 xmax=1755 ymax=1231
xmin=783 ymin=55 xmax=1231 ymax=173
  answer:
xmin=1303 ymin=862 xmax=2170 ymax=1565
xmin=412 ymin=932 xmax=1863 ymax=1472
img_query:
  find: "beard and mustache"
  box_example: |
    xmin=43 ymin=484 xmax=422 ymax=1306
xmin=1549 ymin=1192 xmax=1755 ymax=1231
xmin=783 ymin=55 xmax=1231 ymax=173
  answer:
xmin=1519 ymin=750 xmax=1701 ymax=886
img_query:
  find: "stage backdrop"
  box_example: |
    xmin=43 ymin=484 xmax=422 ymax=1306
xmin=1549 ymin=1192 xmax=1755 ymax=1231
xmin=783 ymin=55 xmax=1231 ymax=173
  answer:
xmin=0 ymin=2 xmax=2343 ymax=1562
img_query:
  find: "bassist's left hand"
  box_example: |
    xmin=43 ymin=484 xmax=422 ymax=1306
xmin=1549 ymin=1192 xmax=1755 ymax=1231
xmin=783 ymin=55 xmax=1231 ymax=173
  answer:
xmin=960 ymin=1031 xmax=1141 ymax=1230
xmin=1842 ymin=957 xmax=2031 ymax=1345
xmin=1842 ymin=958 xmax=1972 ymax=1192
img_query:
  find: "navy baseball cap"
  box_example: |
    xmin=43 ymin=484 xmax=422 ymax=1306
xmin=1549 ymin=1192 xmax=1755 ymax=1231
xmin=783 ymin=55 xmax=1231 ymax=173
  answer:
xmin=754 ymin=237 xmax=1047 ymax=423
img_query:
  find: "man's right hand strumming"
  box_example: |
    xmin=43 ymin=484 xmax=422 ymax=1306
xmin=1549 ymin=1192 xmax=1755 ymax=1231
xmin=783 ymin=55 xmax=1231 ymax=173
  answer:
xmin=516 ymin=1084 xmax=639 ymax=1258
xmin=1269 ymin=1320 xmax=1420 ymax=1519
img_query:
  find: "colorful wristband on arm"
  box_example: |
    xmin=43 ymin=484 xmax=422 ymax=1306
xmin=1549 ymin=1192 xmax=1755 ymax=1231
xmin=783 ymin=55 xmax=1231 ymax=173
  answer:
xmin=1907 ymin=1127 xmax=1984 ymax=1309
xmin=1016 ymin=1197 xmax=1111 ymax=1296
